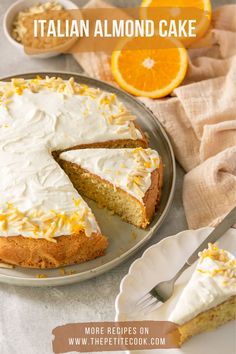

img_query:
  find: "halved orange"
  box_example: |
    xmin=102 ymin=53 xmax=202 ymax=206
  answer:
xmin=140 ymin=0 xmax=212 ymax=46
xmin=111 ymin=37 xmax=188 ymax=98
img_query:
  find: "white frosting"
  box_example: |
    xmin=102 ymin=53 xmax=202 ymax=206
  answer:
xmin=169 ymin=250 xmax=236 ymax=325
xmin=0 ymin=78 xmax=142 ymax=239
xmin=60 ymin=148 xmax=160 ymax=202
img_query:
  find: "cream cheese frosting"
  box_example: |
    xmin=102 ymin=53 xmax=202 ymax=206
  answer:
xmin=169 ymin=244 xmax=236 ymax=325
xmin=0 ymin=77 xmax=143 ymax=240
xmin=60 ymin=148 xmax=160 ymax=202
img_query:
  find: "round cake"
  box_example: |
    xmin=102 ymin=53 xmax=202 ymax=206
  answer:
xmin=0 ymin=76 xmax=162 ymax=268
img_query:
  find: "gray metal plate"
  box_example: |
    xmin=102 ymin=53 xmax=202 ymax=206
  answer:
xmin=0 ymin=72 xmax=176 ymax=286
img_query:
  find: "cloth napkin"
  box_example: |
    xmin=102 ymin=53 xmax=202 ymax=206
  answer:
xmin=73 ymin=1 xmax=236 ymax=229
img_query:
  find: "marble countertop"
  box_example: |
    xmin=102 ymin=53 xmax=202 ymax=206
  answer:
xmin=0 ymin=1 xmax=229 ymax=353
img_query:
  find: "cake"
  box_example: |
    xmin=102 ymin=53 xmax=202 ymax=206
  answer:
xmin=0 ymin=76 xmax=159 ymax=269
xmin=169 ymin=243 xmax=236 ymax=345
xmin=60 ymin=148 xmax=163 ymax=228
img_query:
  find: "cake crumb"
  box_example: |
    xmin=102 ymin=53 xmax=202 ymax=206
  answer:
xmin=0 ymin=262 xmax=14 ymax=269
xmin=59 ymin=268 xmax=66 ymax=276
xmin=36 ymin=273 xmax=47 ymax=278
xmin=58 ymin=268 xmax=77 ymax=276
xmin=131 ymin=231 xmax=137 ymax=240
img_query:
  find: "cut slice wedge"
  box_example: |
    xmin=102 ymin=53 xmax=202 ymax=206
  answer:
xmin=59 ymin=148 xmax=163 ymax=228
xmin=111 ymin=37 xmax=188 ymax=98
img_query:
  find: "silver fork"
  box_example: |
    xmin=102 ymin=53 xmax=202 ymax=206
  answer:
xmin=137 ymin=206 xmax=236 ymax=314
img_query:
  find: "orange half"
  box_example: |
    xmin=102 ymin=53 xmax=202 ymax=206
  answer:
xmin=111 ymin=37 xmax=188 ymax=98
xmin=140 ymin=0 xmax=212 ymax=46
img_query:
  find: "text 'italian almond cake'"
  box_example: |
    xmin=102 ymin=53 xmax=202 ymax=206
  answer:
xmin=0 ymin=76 xmax=163 ymax=268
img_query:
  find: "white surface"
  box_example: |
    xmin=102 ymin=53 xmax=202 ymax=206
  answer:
xmin=115 ymin=228 xmax=236 ymax=354
xmin=0 ymin=1 xmax=230 ymax=354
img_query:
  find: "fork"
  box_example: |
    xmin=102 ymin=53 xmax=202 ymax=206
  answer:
xmin=137 ymin=206 xmax=236 ymax=314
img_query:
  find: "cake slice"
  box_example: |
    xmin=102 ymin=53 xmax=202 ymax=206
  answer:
xmin=59 ymin=148 xmax=163 ymax=228
xmin=169 ymin=243 xmax=236 ymax=345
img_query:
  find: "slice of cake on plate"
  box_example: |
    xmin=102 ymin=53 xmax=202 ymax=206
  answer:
xmin=60 ymin=148 xmax=163 ymax=228
xmin=169 ymin=243 xmax=236 ymax=345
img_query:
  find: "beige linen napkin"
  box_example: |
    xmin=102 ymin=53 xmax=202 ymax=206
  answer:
xmin=73 ymin=1 xmax=236 ymax=229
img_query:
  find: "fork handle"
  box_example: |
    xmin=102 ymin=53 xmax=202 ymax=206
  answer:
xmin=172 ymin=262 xmax=190 ymax=282
xmin=187 ymin=206 xmax=236 ymax=266
xmin=172 ymin=207 xmax=236 ymax=281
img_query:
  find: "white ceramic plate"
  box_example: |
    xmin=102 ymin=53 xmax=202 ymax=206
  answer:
xmin=115 ymin=227 xmax=236 ymax=354
xmin=0 ymin=72 xmax=175 ymax=286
